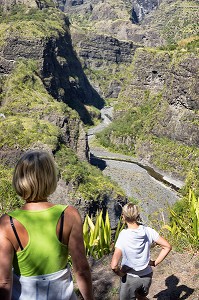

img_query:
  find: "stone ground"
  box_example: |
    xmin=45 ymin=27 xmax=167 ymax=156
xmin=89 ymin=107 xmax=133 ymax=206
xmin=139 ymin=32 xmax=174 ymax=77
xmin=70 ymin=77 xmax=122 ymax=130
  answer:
xmin=74 ymin=248 xmax=199 ymax=300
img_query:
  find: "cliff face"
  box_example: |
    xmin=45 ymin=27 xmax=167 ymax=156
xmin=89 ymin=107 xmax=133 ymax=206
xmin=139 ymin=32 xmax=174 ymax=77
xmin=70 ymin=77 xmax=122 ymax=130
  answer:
xmin=0 ymin=16 xmax=103 ymax=123
xmin=0 ymin=0 xmax=198 ymax=209
xmin=64 ymin=0 xmax=199 ymax=181
xmin=76 ymin=34 xmax=137 ymax=66
xmin=0 ymin=0 xmax=55 ymax=10
xmin=118 ymin=49 xmax=199 ymax=147
xmin=0 ymin=9 xmax=93 ymax=162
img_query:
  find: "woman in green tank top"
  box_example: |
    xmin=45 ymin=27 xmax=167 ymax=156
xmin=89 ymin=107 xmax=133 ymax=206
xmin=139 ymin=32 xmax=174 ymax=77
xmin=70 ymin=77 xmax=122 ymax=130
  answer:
xmin=0 ymin=150 xmax=94 ymax=300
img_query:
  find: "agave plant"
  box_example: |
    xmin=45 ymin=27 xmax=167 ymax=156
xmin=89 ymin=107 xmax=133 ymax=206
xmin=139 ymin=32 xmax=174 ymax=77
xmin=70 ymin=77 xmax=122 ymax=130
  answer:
xmin=83 ymin=210 xmax=111 ymax=259
xmin=164 ymin=189 xmax=199 ymax=249
xmin=189 ymin=189 xmax=199 ymax=241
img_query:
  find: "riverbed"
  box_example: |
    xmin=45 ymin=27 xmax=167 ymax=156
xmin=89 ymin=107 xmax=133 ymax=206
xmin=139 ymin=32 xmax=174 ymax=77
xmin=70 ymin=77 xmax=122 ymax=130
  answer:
xmin=88 ymin=107 xmax=183 ymax=223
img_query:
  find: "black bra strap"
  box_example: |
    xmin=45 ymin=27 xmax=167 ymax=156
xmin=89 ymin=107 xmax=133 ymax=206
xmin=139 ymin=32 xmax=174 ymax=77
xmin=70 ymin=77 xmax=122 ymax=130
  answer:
xmin=59 ymin=211 xmax=64 ymax=242
xmin=9 ymin=216 xmax=24 ymax=250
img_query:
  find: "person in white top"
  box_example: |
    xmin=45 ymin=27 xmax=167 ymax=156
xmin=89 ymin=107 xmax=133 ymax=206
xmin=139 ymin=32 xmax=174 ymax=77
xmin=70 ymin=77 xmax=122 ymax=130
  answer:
xmin=111 ymin=203 xmax=172 ymax=300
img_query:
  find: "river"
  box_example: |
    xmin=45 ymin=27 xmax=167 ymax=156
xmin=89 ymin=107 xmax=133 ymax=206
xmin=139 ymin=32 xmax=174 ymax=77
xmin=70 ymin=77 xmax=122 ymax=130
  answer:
xmin=87 ymin=107 xmax=184 ymax=222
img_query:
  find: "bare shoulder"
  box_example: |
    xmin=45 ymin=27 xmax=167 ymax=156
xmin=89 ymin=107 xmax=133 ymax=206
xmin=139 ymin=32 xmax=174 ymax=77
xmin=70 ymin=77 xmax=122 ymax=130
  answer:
xmin=0 ymin=214 xmax=10 ymax=228
xmin=65 ymin=205 xmax=81 ymax=220
xmin=0 ymin=214 xmax=12 ymax=240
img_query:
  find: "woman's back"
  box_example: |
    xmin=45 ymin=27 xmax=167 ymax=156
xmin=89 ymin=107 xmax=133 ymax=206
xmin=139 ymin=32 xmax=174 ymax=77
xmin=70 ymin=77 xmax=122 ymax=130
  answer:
xmin=0 ymin=150 xmax=94 ymax=300
xmin=8 ymin=204 xmax=68 ymax=276
xmin=115 ymin=225 xmax=159 ymax=271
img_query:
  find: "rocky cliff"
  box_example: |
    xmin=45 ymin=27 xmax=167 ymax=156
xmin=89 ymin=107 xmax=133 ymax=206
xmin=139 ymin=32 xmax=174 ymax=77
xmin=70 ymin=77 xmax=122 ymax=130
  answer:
xmin=0 ymin=0 xmax=55 ymax=10
xmin=0 ymin=0 xmax=199 ymax=214
xmin=0 ymin=10 xmax=91 ymax=159
xmin=0 ymin=5 xmax=127 ymax=223
xmin=63 ymin=0 xmax=199 ymax=182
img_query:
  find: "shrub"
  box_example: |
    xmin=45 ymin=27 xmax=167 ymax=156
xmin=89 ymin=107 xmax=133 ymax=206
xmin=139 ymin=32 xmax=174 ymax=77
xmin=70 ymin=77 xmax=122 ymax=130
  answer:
xmin=164 ymin=189 xmax=199 ymax=251
xmin=0 ymin=167 xmax=24 ymax=216
xmin=83 ymin=210 xmax=124 ymax=259
xmin=55 ymin=145 xmax=125 ymax=202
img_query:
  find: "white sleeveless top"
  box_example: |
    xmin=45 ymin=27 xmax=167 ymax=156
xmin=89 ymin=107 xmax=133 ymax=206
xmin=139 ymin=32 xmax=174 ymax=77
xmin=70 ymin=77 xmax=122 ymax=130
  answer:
xmin=12 ymin=266 xmax=77 ymax=300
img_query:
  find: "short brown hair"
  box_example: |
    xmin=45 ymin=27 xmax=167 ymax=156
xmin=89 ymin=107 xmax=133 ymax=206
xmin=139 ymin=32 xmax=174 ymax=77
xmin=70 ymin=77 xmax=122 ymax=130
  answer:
xmin=122 ymin=203 xmax=140 ymax=223
xmin=13 ymin=150 xmax=57 ymax=202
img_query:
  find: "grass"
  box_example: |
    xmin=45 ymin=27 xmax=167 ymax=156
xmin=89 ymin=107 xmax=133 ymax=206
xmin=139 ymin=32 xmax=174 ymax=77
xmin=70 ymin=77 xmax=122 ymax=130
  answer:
xmin=164 ymin=189 xmax=199 ymax=251
xmin=0 ymin=59 xmax=71 ymax=118
xmin=55 ymin=145 xmax=126 ymax=202
xmin=0 ymin=5 xmax=69 ymax=42
xmin=0 ymin=59 xmax=74 ymax=151
xmin=0 ymin=116 xmax=60 ymax=150
xmin=0 ymin=166 xmax=24 ymax=215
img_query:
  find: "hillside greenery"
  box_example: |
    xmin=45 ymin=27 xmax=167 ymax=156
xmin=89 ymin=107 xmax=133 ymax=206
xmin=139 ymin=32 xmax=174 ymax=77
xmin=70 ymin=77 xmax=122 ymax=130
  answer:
xmin=54 ymin=145 xmax=125 ymax=202
xmin=0 ymin=59 xmax=72 ymax=150
xmin=157 ymin=0 xmax=199 ymax=45
xmin=0 ymin=166 xmax=24 ymax=214
xmin=0 ymin=1 xmax=126 ymax=215
xmin=0 ymin=4 xmax=68 ymax=45
xmin=0 ymin=1 xmax=199 ymax=256
xmin=69 ymin=0 xmax=198 ymax=47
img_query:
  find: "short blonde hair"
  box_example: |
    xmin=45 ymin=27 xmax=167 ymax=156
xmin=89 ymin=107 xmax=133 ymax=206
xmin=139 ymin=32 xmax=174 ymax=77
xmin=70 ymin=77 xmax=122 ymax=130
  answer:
xmin=122 ymin=203 xmax=140 ymax=223
xmin=13 ymin=150 xmax=57 ymax=202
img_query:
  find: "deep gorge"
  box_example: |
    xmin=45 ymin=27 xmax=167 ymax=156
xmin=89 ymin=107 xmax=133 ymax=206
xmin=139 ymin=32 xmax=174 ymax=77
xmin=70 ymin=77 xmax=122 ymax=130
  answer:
xmin=0 ymin=0 xmax=198 ymax=223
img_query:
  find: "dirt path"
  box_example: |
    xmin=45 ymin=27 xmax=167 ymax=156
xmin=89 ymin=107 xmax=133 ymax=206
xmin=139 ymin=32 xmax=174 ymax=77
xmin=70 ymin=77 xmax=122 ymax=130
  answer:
xmin=75 ymin=249 xmax=199 ymax=300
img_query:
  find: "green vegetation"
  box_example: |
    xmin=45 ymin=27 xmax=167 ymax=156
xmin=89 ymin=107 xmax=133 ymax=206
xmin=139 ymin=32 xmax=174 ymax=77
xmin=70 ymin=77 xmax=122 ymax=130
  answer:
xmin=159 ymin=35 xmax=199 ymax=53
xmin=0 ymin=59 xmax=73 ymax=150
xmin=0 ymin=4 xmax=68 ymax=42
xmin=83 ymin=211 xmax=111 ymax=259
xmin=83 ymin=210 xmax=125 ymax=259
xmin=165 ymin=190 xmax=199 ymax=251
xmin=0 ymin=59 xmax=70 ymax=118
xmin=153 ymin=0 xmax=199 ymax=45
xmin=55 ymin=145 xmax=125 ymax=202
xmin=0 ymin=116 xmax=60 ymax=149
xmin=0 ymin=166 xmax=24 ymax=215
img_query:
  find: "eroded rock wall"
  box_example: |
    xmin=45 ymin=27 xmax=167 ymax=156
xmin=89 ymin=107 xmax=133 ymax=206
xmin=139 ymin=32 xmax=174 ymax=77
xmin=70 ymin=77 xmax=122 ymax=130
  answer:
xmin=0 ymin=13 xmax=94 ymax=161
xmin=0 ymin=0 xmax=55 ymax=10
xmin=116 ymin=48 xmax=199 ymax=148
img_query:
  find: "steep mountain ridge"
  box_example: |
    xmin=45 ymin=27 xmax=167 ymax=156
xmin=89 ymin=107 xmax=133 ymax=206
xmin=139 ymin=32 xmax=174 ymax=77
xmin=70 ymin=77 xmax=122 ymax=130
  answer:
xmin=0 ymin=5 xmax=126 ymax=221
xmin=0 ymin=0 xmax=198 ymax=214
xmin=64 ymin=0 xmax=199 ymax=183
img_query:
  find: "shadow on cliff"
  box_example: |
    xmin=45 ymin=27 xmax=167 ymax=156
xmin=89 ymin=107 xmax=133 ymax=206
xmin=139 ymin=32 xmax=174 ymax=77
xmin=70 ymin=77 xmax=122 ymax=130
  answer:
xmin=90 ymin=153 xmax=107 ymax=171
xmin=42 ymin=20 xmax=105 ymax=125
xmin=154 ymin=275 xmax=194 ymax=300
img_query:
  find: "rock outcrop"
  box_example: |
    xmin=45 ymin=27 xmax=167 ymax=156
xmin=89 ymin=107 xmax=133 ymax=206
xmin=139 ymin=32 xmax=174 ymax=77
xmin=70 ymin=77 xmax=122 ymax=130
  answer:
xmin=0 ymin=0 xmax=55 ymax=10
xmin=76 ymin=34 xmax=137 ymax=66
xmin=131 ymin=0 xmax=162 ymax=23
xmin=0 ymin=16 xmax=104 ymax=122
xmin=0 ymin=9 xmax=93 ymax=164
xmin=121 ymin=49 xmax=199 ymax=147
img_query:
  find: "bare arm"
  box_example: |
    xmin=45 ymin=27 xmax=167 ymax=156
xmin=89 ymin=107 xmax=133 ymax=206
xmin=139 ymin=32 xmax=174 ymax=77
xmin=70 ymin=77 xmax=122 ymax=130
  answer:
xmin=149 ymin=236 xmax=172 ymax=267
xmin=0 ymin=216 xmax=14 ymax=300
xmin=111 ymin=248 xmax=125 ymax=277
xmin=66 ymin=207 xmax=94 ymax=300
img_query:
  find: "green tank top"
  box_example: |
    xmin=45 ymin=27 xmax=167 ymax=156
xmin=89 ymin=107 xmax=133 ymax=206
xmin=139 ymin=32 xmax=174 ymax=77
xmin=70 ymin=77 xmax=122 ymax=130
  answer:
xmin=8 ymin=204 xmax=68 ymax=277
